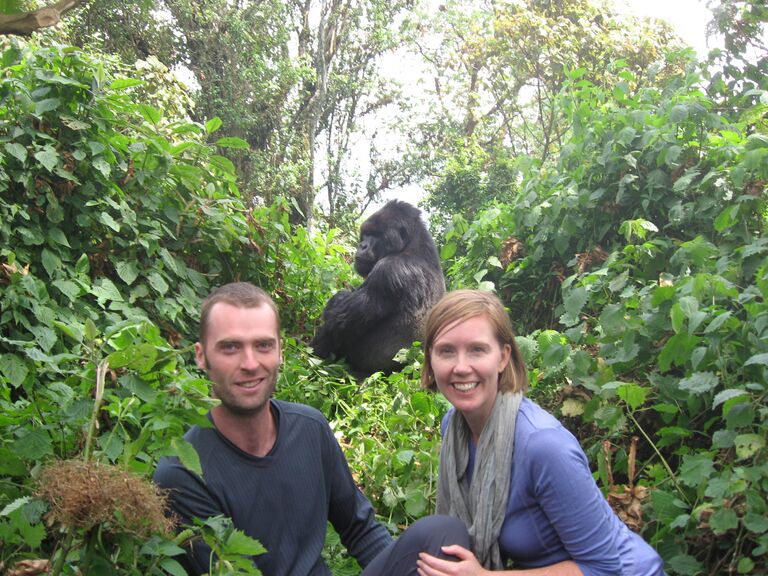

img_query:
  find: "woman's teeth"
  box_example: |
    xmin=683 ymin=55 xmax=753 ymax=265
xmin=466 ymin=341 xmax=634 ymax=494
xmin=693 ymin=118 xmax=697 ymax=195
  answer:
xmin=454 ymin=382 xmax=477 ymax=392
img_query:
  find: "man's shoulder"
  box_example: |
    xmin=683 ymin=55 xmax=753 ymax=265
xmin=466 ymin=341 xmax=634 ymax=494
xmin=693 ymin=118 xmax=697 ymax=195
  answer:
xmin=180 ymin=419 xmax=218 ymax=447
xmin=273 ymin=400 xmax=338 ymax=447
xmin=273 ymin=399 xmax=328 ymax=424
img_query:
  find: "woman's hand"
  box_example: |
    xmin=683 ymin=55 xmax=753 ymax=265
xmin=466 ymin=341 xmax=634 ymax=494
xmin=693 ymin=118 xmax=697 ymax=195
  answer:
xmin=416 ymin=545 xmax=489 ymax=576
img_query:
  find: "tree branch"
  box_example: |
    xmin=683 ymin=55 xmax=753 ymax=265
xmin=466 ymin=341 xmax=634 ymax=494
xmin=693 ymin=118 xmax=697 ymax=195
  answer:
xmin=0 ymin=0 xmax=86 ymax=36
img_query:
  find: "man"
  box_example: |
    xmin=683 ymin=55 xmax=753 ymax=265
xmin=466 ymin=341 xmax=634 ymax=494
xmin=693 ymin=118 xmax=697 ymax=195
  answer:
xmin=154 ymin=282 xmax=393 ymax=575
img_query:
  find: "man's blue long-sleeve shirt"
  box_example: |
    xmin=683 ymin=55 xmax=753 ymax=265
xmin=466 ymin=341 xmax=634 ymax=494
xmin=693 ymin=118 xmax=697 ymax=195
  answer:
xmin=154 ymin=400 xmax=392 ymax=575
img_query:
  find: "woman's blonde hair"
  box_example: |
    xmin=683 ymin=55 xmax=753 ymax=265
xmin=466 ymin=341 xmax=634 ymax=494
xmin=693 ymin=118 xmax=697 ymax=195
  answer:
xmin=420 ymin=289 xmax=529 ymax=394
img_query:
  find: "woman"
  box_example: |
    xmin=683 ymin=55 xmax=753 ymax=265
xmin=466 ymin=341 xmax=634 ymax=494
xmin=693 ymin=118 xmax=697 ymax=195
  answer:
xmin=415 ymin=290 xmax=666 ymax=576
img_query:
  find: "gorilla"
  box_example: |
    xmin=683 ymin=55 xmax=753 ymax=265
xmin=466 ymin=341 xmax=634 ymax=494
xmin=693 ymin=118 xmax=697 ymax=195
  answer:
xmin=311 ymin=200 xmax=445 ymax=376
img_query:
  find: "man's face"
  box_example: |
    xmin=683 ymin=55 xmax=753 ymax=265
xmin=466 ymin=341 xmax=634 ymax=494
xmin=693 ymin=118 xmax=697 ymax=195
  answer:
xmin=195 ymin=302 xmax=282 ymax=417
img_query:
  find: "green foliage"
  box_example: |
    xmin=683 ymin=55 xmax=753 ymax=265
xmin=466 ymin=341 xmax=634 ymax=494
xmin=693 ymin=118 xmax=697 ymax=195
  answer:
xmin=195 ymin=516 xmax=266 ymax=576
xmin=277 ymin=339 xmax=446 ymax=531
xmin=2 ymin=3 xmax=767 ymax=576
xmin=403 ymin=0 xmax=685 ymax=217
xmin=69 ymin=0 xmax=415 ymax=226
xmin=0 ymin=37 xmax=355 ymax=574
xmin=707 ymin=0 xmax=767 ymax=102
xmin=0 ymin=0 xmax=26 ymax=14
xmin=438 ymin=52 xmax=768 ymax=574
xmin=425 ymin=139 xmax=520 ymax=240
xmin=0 ymin=37 xmax=244 ymax=343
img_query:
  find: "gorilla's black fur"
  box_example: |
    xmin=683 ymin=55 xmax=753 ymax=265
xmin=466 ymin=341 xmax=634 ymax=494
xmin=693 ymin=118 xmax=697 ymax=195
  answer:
xmin=311 ymin=200 xmax=445 ymax=375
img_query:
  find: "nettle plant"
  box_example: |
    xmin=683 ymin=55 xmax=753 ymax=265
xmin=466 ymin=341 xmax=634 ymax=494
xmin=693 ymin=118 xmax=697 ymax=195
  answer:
xmin=278 ymin=338 xmax=447 ymax=530
xmin=0 ymin=37 xmax=274 ymax=574
xmin=441 ymin=58 xmax=767 ymax=574
xmin=0 ymin=36 xmax=379 ymax=575
xmin=525 ymin=63 xmax=767 ymax=576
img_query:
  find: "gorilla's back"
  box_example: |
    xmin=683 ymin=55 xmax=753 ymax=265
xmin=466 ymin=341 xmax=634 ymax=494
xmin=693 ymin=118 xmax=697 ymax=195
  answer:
xmin=342 ymin=265 xmax=444 ymax=376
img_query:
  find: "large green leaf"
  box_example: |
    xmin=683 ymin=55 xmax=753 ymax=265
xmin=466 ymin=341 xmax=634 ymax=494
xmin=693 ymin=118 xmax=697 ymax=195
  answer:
xmin=0 ymin=354 xmax=29 ymax=386
xmin=5 ymin=142 xmax=27 ymax=162
xmin=171 ymin=438 xmax=203 ymax=477
xmin=215 ymin=136 xmax=250 ymax=149
xmin=34 ymin=145 xmax=58 ymax=171
xmin=745 ymin=352 xmax=768 ymax=366
xmin=109 ymin=78 xmax=144 ymax=90
xmin=226 ymin=529 xmax=267 ymax=555
xmin=658 ymin=333 xmax=700 ymax=372
xmin=616 ymin=382 xmax=648 ymax=410
xmin=667 ymin=554 xmax=703 ymax=576
xmin=679 ymin=454 xmax=716 ymax=487
xmin=561 ymin=286 xmax=588 ymax=327
xmin=34 ymin=97 xmax=59 ymax=114
xmin=709 ymin=508 xmax=738 ymax=535
xmin=159 ymin=559 xmax=189 ymax=576
xmin=678 ymin=372 xmax=719 ymax=395
xmin=148 ymin=271 xmax=169 ymax=295
xmin=205 ymin=116 xmax=223 ymax=134
xmin=12 ymin=429 xmax=53 ymax=460
xmin=115 ymin=260 xmax=140 ymax=285
xmin=743 ymin=513 xmax=768 ymax=534
xmin=138 ymin=104 xmax=163 ymax=124
xmin=734 ymin=434 xmax=765 ymax=460
xmin=108 ymin=343 xmax=158 ymax=373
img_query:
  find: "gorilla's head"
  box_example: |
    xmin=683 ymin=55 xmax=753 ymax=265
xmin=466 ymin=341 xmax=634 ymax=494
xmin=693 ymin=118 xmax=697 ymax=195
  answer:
xmin=354 ymin=200 xmax=419 ymax=277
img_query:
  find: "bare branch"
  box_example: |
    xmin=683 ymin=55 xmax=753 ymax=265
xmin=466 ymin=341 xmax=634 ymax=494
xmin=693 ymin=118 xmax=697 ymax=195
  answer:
xmin=0 ymin=0 xmax=86 ymax=36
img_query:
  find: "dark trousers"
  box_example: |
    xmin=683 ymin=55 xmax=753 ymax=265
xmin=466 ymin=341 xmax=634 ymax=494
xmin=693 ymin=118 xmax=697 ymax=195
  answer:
xmin=362 ymin=515 xmax=470 ymax=576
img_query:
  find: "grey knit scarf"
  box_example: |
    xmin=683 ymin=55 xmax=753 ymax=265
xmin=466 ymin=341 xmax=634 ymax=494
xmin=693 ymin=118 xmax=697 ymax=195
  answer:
xmin=436 ymin=391 xmax=523 ymax=569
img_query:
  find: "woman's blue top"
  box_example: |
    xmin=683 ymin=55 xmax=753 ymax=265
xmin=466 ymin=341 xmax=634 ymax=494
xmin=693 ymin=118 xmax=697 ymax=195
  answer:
xmin=449 ymin=398 xmax=666 ymax=576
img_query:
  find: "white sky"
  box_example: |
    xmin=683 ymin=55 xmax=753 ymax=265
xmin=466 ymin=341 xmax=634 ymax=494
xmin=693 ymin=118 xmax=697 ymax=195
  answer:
xmin=374 ymin=0 xmax=723 ymax=211
xmin=615 ymin=0 xmax=716 ymax=58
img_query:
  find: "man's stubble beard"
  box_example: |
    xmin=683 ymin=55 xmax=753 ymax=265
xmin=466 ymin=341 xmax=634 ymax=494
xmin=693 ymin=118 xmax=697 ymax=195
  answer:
xmin=205 ymin=357 xmax=279 ymax=417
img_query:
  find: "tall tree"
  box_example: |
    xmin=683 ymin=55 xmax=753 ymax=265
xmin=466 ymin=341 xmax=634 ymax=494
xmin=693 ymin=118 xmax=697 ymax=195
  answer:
xmin=402 ymin=0 xmax=684 ymax=226
xmin=706 ymin=0 xmax=767 ymax=112
xmin=286 ymin=0 xmax=413 ymax=227
xmin=68 ymin=0 xmax=412 ymax=228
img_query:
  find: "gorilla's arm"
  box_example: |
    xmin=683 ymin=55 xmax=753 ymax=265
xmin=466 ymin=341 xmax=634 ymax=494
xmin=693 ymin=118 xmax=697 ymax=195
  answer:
xmin=311 ymin=256 xmax=423 ymax=356
xmin=311 ymin=290 xmax=357 ymax=357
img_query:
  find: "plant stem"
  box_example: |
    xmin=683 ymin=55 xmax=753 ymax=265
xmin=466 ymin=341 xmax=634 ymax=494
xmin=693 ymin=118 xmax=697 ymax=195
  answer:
xmin=83 ymin=360 xmax=109 ymax=463
xmin=49 ymin=530 xmax=75 ymax=576
xmin=80 ymin=527 xmax=98 ymax=576
xmin=627 ymin=410 xmax=691 ymax=504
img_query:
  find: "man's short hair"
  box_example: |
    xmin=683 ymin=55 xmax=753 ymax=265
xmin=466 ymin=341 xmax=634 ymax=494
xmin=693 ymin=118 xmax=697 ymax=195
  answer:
xmin=199 ymin=282 xmax=280 ymax=343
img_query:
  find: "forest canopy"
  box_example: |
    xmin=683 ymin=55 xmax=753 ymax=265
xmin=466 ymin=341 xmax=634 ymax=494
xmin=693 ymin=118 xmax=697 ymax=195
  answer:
xmin=0 ymin=0 xmax=766 ymax=575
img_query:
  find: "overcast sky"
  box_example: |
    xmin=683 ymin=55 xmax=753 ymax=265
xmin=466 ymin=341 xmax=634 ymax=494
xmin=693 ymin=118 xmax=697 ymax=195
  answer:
xmin=360 ymin=0 xmax=743 ymax=213
xmin=616 ymin=0 xmax=717 ymax=57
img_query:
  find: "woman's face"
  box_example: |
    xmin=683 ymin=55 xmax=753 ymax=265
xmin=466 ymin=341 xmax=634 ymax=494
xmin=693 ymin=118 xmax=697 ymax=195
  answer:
xmin=430 ymin=314 xmax=511 ymax=433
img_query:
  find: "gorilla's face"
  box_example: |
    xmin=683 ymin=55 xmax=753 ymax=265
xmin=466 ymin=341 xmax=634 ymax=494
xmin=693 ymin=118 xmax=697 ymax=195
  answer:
xmin=354 ymin=214 xmax=409 ymax=278
xmin=355 ymin=232 xmax=379 ymax=276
